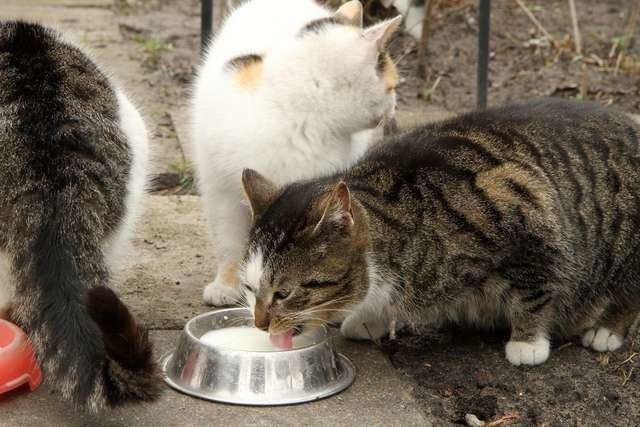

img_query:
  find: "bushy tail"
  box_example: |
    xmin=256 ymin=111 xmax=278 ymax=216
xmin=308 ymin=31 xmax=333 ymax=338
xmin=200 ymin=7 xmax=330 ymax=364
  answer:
xmin=86 ymin=286 xmax=162 ymax=408
xmin=10 ymin=205 xmax=162 ymax=412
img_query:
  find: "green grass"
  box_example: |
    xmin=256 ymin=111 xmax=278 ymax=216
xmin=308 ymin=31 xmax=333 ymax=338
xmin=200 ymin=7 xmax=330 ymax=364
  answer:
xmin=169 ymin=161 xmax=195 ymax=193
xmin=134 ymin=35 xmax=173 ymax=71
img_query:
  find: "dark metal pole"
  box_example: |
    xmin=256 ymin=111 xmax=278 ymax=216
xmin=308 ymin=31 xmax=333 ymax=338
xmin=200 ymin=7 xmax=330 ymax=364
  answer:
xmin=201 ymin=0 xmax=213 ymax=55
xmin=477 ymin=0 xmax=491 ymax=109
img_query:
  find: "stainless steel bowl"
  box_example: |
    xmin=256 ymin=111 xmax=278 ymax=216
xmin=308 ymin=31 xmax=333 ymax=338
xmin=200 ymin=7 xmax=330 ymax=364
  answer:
xmin=161 ymin=308 xmax=356 ymax=406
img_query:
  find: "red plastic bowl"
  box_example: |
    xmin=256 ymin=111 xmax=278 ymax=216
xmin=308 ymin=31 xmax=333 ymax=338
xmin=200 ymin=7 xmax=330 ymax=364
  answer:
xmin=0 ymin=319 xmax=42 ymax=394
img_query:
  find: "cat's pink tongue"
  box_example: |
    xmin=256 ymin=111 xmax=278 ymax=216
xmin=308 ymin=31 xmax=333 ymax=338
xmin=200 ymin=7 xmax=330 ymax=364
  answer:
xmin=269 ymin=330 xmax=293 ymax=350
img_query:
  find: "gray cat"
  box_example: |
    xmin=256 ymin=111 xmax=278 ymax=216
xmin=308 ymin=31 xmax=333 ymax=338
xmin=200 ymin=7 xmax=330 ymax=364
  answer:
xmin=0 ymin=21 xmax=160 ymax=411
xmin=239 ymin=98 xmax=640 ymax=366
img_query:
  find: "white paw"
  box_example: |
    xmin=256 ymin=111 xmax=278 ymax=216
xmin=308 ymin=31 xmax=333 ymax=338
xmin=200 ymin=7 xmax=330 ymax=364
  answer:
xmin=203 ymin=279 xmax=242 ymax=306
xmin=581 ymin=327 xmax=623 ymax=352
xmin=505 ymin=335 xmax=550 ymax=366
xmin=341 ymin=315 xmax=388 ymax=341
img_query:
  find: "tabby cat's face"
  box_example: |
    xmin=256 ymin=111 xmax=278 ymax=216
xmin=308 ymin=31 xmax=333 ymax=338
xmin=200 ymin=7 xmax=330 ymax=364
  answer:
xmin=240 ymin=171 xmax=370 ymax=336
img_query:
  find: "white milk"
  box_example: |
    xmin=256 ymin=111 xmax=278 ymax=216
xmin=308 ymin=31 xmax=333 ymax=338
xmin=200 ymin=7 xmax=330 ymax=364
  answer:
xmin=199 ymin=326 xmax=316 ymax=352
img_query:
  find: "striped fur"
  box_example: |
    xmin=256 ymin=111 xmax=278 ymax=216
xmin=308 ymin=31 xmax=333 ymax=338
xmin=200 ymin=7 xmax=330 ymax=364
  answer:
xmin=241 ymin=99 xmax=640 ymax=365
xmin=0 ymin=21 xmax=160 ymax=410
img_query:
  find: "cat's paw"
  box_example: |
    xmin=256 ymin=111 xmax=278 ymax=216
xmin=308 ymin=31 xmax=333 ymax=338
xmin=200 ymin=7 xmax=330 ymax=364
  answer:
xmin=505 ymin=335 xmax=550 ymax=366
xmin=341 ymin=314 xmax=388 ymax=341
xmin=203 ymin=280 xmax=242 ymax=306
xmin=581 ymin=327 xmax=623 ymax=352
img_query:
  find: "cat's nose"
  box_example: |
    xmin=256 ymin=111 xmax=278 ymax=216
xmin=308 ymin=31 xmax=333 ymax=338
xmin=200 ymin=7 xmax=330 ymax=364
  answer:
xmin=254 ymin=304 xmax=271 ymax=331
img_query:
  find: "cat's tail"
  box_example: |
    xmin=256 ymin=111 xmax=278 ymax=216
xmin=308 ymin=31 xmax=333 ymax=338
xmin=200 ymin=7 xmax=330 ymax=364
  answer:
xmin=10 ymin=203 xmax=162 ymax=412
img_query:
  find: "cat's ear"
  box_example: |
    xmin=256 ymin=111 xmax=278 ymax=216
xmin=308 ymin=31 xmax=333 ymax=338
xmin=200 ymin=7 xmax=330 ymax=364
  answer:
xmin=363 ymin=15 xmax=402 ymax=52
xmin=312 ymin=182 xmax=354 ymax=234
xmin=335 ymin=0 xmax=363 ymax=27
xmin=242 ymin=169 xmax=278 ymax=220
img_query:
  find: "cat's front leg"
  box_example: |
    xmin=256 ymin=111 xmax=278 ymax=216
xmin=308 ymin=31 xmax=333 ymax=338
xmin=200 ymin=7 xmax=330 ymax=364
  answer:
xmin=204 ymin=261 xmax=243 ymax=306
xmin=505 ymin=333 xmax=550 ymax=366
xmin=202 ymin=194 xmax=250 ymax=306
xmin=504 ymin=289 xmax=552 ymax=366
xmin=341 ymin=306 xmax=389 ymax=341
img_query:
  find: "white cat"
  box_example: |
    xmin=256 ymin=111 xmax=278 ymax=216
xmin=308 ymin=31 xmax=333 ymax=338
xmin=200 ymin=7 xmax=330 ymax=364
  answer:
xmin=190 ymin=0 xmax=402 ymax=306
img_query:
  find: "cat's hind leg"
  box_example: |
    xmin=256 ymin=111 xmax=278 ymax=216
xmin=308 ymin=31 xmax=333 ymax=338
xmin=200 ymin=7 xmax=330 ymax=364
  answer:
xmin=202 ymin=191 xmax=251 ymax=306
xmin=581 ymin=301 xmax=637 ymax=352
xmin=501 ymin=246 xmax=556 ymax=366
xmin=583 ymin=249 xmax=640 ymax=353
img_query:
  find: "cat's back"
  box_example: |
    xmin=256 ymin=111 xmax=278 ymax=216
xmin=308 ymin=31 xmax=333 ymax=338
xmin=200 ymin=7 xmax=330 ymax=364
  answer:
xmin=0 ymin=21 xmax=133 ymax=205
xmin=204 ymin=0 xmax=328 ymax=68
xmin=366 ymin=99 xmax=639 ymax=171
xmin=0 ymin=21 xmax=121 ymax=134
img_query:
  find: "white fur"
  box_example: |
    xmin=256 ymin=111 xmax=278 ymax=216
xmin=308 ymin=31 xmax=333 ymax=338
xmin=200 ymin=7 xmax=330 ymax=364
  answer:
xmin=240 ymin=248 xmax=264 ymax=311
xmin=0 ymin=251 xmax=14 ymax=318
xmin=582 ymin=327 xmax=624 ymax=352
xmin=244 ymin=248 xmax=264 ymax=292
xmin=390 ymin=0 xmax=424 ymax=40
xmin=191 ymin=0 xmax=397 ymax=305
xmin=101 ymin=90 xmax=150 ymax=274
xmin=341 ymin=254 xmax=398 ymax=340
xmin=505 ymin=334 xmax=550 ymax=366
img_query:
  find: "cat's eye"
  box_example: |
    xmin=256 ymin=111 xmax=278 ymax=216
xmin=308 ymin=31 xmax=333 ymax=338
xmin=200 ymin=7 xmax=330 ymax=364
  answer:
xmin=242 ymin=284 xmax=254 ymax=293
xmin=273 ymin=290 xmax=290 ymax=301
xmin=301 ymin=280 xmax=335 ymax=288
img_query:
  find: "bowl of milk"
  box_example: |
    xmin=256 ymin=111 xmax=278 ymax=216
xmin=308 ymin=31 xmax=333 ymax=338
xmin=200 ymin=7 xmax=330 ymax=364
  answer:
xmin=161 ymin=308 xmax=355 ymax=405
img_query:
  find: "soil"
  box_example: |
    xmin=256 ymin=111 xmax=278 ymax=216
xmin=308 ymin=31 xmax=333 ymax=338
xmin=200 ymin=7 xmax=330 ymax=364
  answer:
xmin=387 ymin=0 xmax=640 ymax=114
xmin=384 ymin=326 xmax=640 ymax=425
xmin=105 ymin=1 xmax=640 ymax=425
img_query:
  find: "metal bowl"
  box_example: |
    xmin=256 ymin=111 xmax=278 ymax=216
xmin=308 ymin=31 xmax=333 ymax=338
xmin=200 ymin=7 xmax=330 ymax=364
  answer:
xmin=161 ymin=308 xmax=355 ymax=406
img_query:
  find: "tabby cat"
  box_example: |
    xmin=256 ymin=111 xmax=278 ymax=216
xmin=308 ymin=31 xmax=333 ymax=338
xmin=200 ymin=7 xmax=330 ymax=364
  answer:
xmin=0 ymin=22 xmax=160 ymax=410
xmin=239 ymin=99 xmax=640 ymax=365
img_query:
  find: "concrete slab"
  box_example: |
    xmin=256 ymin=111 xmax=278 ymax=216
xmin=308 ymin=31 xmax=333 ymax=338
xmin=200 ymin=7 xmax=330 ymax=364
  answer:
xmin=5 ymin=0 xmax=113 ymax=6
xmin=2 ymin=331 xmax=430 ymax=426
xmin=116 ymin=195 xmax=214 ymax=330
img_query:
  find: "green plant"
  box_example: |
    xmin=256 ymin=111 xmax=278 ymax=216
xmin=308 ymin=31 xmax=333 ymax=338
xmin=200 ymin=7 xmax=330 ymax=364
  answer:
xmin=134 ymin=35 xmax=173 ymax=71
xmin=169 ymin=161 xmax=195 ymax=192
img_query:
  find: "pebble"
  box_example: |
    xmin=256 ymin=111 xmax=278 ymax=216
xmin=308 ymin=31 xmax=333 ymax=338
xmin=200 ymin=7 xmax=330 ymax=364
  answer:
xmin=465 ymin=413 xmax=486 ymax=427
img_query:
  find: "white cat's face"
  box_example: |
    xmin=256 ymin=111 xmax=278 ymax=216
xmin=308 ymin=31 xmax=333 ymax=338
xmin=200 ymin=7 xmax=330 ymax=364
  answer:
xmin=268 ymin=16 xmax=402 ymax=136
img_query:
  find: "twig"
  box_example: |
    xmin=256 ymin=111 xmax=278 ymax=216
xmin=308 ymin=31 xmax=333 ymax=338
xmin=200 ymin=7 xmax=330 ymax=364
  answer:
xmin=417 ymin=0 xmax=437 ymax=78
xmin=613 ymin=352 xmax=639 ymax=370
xmin=421 ymin=75 xmax=442 ymax=101
xmin=556 ymin=342 xmax=573 ymax=351
xmin=568 ymin=0 xmax=582 ymax=55
xmin=514 ymin=0 xmax=555 ymax=43
xmin=579 ymin=63 xmax=588 ymax=100
xmin=485 ymin=412 xmax=521 ymax=427
xmin=622 ymin=367 xmax=635 ymax=386
xmin=615 ymin=2 xmax=640 ymax=75
xmin=623 ymin=2 xmax=640 ymax=48
xmin=614 ymin=50 xmax=625 ymax=75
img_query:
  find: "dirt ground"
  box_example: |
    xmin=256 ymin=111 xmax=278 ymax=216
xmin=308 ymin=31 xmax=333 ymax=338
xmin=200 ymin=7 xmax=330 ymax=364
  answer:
xmin=384 ymin=326 xmax=640 ymax=426
xmin=389 ymin=0 xmax=640 ymax=114
xmin=105 ymin=1 xmax=640 ymax=425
